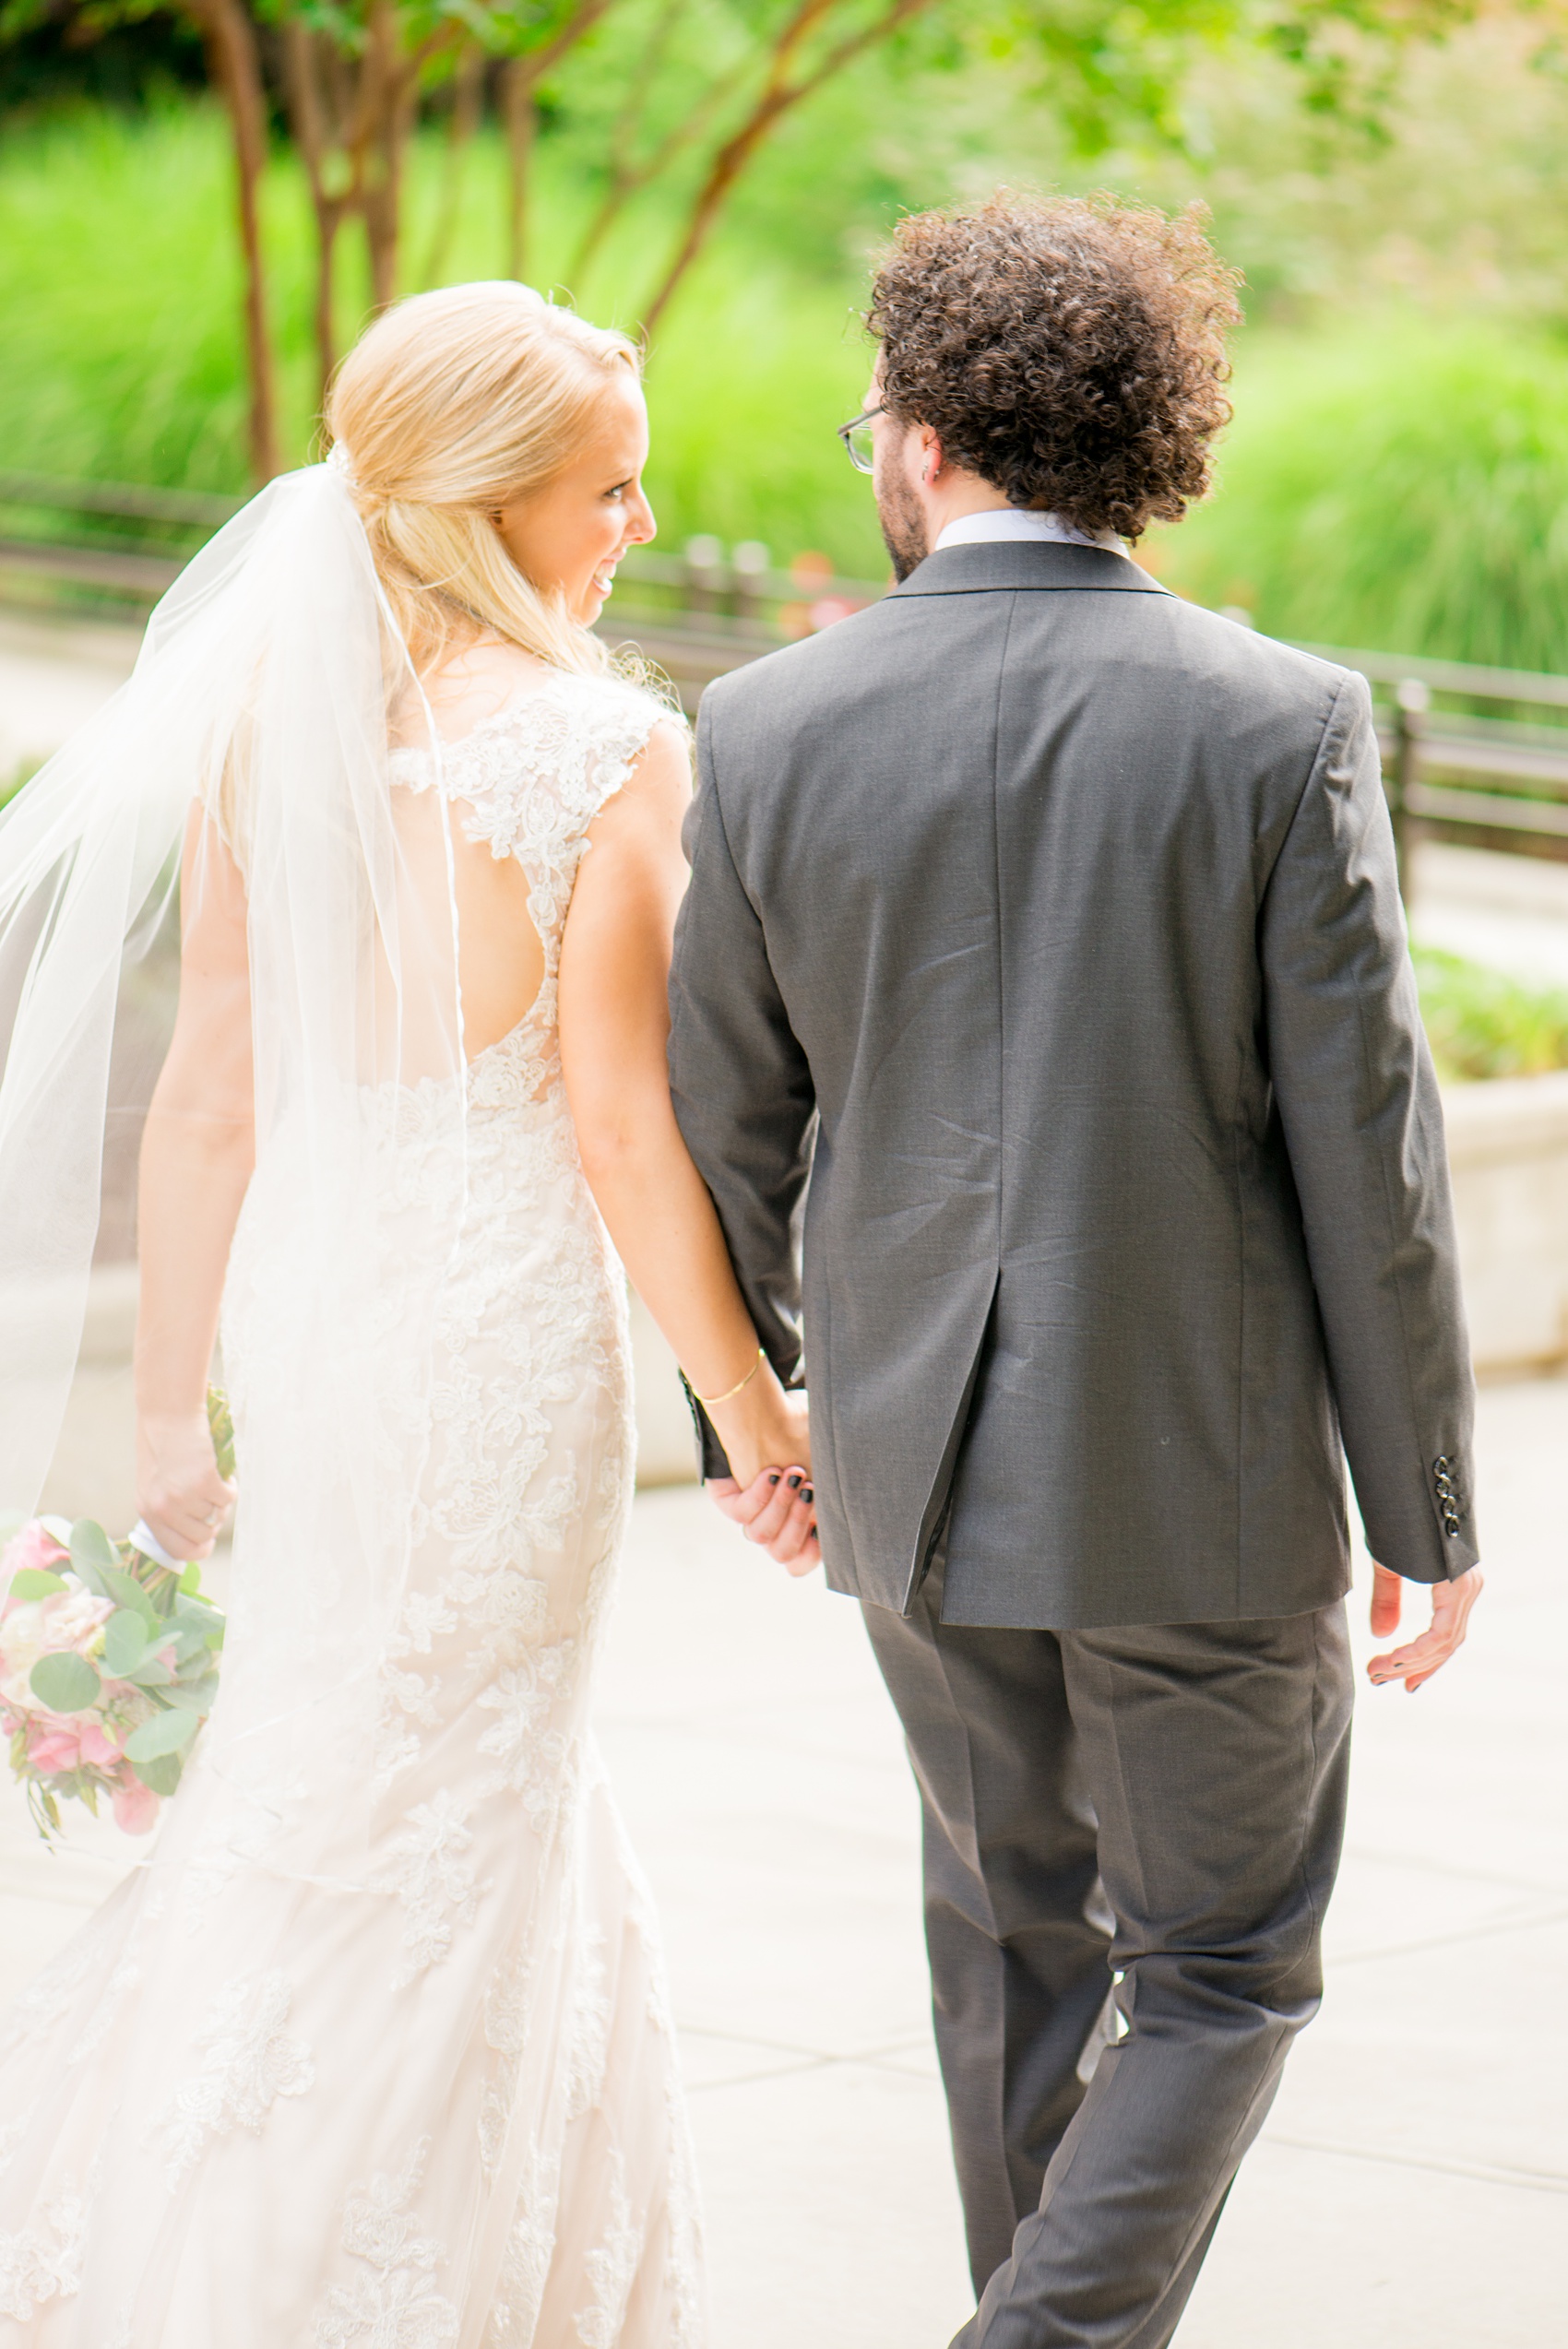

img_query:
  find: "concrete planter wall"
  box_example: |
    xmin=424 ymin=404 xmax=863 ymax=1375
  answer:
xmin=30 ymin=1070 xmax=1565 ymax=1525
xmin=1441 ymin=1070 xmax=1568 ymax=1377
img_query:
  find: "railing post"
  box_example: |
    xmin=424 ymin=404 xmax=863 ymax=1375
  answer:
xmin=1391 ymin=677 xmax=1430 ymax=900
xmin=683 ymin=535 xmax=726 ymax=616
xmin=732 ymin=540 xmax=770 ymax=626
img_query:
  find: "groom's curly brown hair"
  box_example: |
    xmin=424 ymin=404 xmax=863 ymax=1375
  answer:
xmin=867 ymin=194 xmax=1241 ymax=543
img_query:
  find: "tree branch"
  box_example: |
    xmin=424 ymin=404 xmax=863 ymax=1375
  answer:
xmin=640 ymin=0 xmax=934 ymax=334
xmin=181 ymin=0 xmax=279 ymax=479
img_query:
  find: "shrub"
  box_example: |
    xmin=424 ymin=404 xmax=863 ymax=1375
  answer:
xmin=1154 ymin=324 xmax=1568 ymax=672
xmin=1414 ymin=943 xmax=1568 ymax=1082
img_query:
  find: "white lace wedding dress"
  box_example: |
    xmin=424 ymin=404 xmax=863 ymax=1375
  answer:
xmin=0 ymin=672 xmax=706 ymax=2349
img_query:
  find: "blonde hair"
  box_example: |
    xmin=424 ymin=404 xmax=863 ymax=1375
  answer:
xmin=327 ymin=281 xmax=641 ymax=677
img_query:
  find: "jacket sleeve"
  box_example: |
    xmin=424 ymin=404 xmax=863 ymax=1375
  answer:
xmin=1262 ymin=670 xmax=1478 ymax=1582
xmin=667 ymin=688 xmax=816 ymax=1477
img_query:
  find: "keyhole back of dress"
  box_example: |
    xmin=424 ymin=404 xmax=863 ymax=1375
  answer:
xmin=446 ymin=811 xmax=546 ymax=1062
xmin=391 ymin=649 xmax=557 ymax=1068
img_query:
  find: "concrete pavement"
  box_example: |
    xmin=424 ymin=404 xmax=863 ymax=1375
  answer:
xmin=4 ymin=1371 xmax=1561 ymax=2345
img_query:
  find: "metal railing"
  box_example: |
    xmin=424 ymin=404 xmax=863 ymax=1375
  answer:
xmin=4 ymin=475 xmax=1566 ymax=880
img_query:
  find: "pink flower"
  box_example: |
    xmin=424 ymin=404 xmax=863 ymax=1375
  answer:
xmin=1 ymin=1522 xmax=68 ymax=1603
xmin=111 ymin=1774 xmax=160 ymax=1835
xmin=27 ymin=1720 xmax=82 ymax=1774
xmin=77 ymin=1718 xmax=121 ymax=1769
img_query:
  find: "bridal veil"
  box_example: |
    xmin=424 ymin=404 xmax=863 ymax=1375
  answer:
xmin=0 ymin=463 xmax=471 ymax=1884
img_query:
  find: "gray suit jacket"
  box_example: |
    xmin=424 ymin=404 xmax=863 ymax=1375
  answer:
xmin=667 ymin=540 xmax=1479 ymax=1628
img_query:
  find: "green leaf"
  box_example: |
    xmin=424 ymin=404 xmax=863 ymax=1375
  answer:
xmin=132 ymin=1750 xmax=183 ymax=1797
xmin=169 ymin=1628 xmax=210 ymax=1667
xmin=172 ymin=1593 xmax=223 ymax=1632
xmin=125 ymin=1654 xmax=175 ymax=1688
xmin=6 ymin=1568 xmax=67 ymax=1601
xmin=101 ymin=1608 xmax=151 ymax=1679
xmin=69 ymin=1519 xmax=117 ymax=1572
xmin=207 ymin=1385 xmax=236 ymax=1482
xmin=125 ymin=1707 xmax=198 ymax=1762
xmin=29 ymin=1650 xmax=101 ymax=1714
xmin=179 ymin=1560 xmax=204 ymax=1596
xmin=97 ymin=1565 xmax=160 ymax=1631
xmin=162 ymin=1673 xmax=219 ymax=1714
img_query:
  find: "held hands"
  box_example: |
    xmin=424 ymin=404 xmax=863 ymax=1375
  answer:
xmin=702 ymin=1364 xmax=821 ymax=1576
xmin=1367 ymin=1560 xmax=1483 ymax=1691
xmin=136 ymin=1410 xmax=237 ymax=1564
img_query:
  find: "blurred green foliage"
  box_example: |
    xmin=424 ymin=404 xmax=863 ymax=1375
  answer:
xmin=1150 ymin=325 xmax=1568 ymax=671
xmin=3 ymin=10 xmax=1568 ymax=614
xmin=1414 ymin=944 xmax=1568 ymax=1082
xmin=0 ymin=101 xmax=895 ymax=566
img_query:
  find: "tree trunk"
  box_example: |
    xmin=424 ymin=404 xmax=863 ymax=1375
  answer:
xmin=360 ymin=0 xmax=403 ymax=312
xmin=281 ymin=20 xmax=345 ymax=404
xmin=504 ymin=59 xmax=537 ymax=280
xmin=315 ymin=211 xmax=341 ymax=409
xmin=422 ymin=46 xmax=483 ymax=287
xmin=185 ymin=0 xmax=279 ymax=481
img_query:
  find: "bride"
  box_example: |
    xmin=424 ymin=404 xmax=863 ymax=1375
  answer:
xmin=0 ymin=281 xmax=816 ymax=2344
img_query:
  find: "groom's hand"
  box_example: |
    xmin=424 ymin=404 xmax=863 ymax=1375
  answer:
xmin=1367 ymin=1560 xmax=1483 ymax=1691
xmin=707 ymin=1468 xmax=820 ymax=1576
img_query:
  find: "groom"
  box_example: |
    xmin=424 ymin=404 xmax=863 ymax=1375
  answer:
xmin=668 ymin=195 xmax=1483 ymax=2344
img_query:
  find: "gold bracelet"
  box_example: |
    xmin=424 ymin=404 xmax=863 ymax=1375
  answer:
xmin=691 ymin=1347 xmax=765 ymax=1408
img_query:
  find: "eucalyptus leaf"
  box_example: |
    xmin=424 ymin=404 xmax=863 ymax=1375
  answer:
xmin=7 ymin=1568 xmax=67 ymax=1601
xmin=162 ymin=1674 xmax=219 ymax=1714
xmin=125 ymin=1708 xmax=198 ymax=1762
xmin=133 ymin=1751 xmax=183 ymax=1797
xmin=179 ymin=1560 xmax=204 ymax=1597
xmin=207 ymin=1385 xmax=236 ymax=1482
xmin=69 ymin=1519 xmax=117 ymax=1572
xmin=101 ymin=1609 xmax=151 ymax=1679
xmin=67 ymin=1550 xmax=108 ymax=1600
xmin=98 ymin=1564 xmax=160 ymax=1630
xmin=29 ymin=1650 xmax=101 ymax=1714
xmin=38 ymin=1515 xmax=73 ymax=1545
xmin=125 ymin=1654 xmax=176 ymax=1688
xmin=170 ymin=1629 xmax=210 ymax=1667
xmin=173 ymin=1594 xmax=222 ymax=1632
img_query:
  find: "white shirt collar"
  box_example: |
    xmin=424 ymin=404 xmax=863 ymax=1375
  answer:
xmin=932 ymin=508 xmax=1123 ymax=553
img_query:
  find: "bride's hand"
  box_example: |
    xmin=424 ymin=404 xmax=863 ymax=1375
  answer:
xmin=705 ymin=1370 xmax=819 ymax=1575
xmin=136 ymin=1410 xmax=237 ymax=1563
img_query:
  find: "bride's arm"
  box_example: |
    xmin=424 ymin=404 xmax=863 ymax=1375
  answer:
xmin=133 ymin=807 xmax=254 ymax=1560
xmin=558 ymin=719 xmax=815 ymax=1555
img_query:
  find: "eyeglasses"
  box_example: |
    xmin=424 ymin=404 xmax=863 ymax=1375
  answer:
xmin=837 ymin=407 xmax=883 ymax=474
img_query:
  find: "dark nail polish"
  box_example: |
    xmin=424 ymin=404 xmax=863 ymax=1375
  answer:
xmin=767 ymin=1472 xmax=781 ymax=1486
xmin=802 ymin=1486 xmax=814 ymax=1505
xmin=787 ymin=1472 xmax=802 ymax=1489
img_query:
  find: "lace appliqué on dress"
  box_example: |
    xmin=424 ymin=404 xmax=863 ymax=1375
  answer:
xmin=371 ymin=1790 xmax=490 ymax=1987
xmin=150 ymin=1971 xmax=315 ymax=2188
xmin=0 ymin=2185 xmax=86 ymax=2320
xmin=315 ymin=2137 xmax=459 ymax=2349
xmin=573 ymin=2155 xmax=644 ymax=2349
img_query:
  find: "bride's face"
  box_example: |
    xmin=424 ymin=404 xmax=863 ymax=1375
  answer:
xmin=495 ymin=374 xmax=656 ymax=625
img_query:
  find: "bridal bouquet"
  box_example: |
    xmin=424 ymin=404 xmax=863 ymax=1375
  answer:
xmin=0 ymin=1391 xmax=232 ymax=1842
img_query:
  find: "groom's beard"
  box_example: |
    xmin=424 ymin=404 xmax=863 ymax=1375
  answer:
xmin=875 ymin=469 xmax=929 ymax=584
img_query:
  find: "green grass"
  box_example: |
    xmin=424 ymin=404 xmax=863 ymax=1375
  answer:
xmin=1414 ymin=944 xmax=1568 ymax=1082
xmin=0 ymin=101 xmax=887 ymax=572
xmin=7 ymin=104 xmax=1568 ymax=630
xmin=1153 ymin=324 xmax=1568 ymax=673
